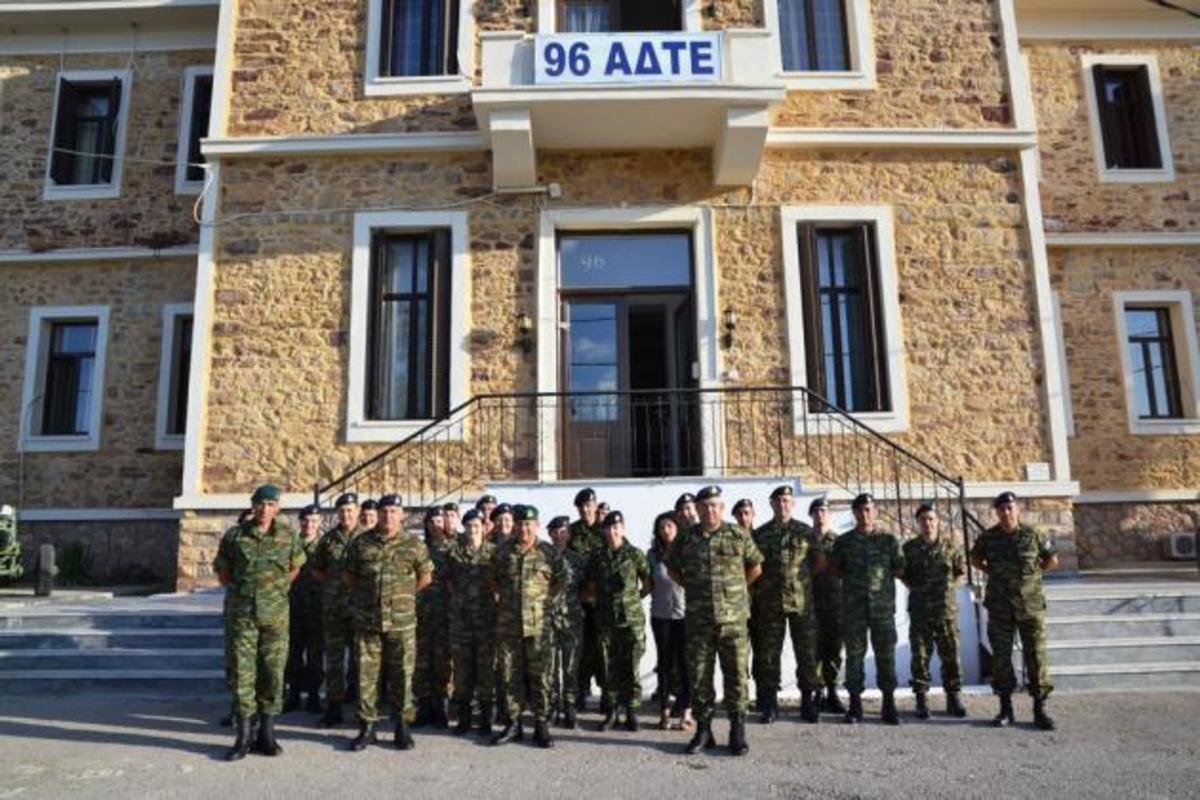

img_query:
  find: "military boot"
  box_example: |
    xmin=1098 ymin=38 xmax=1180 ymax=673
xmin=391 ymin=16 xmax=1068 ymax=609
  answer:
xmin=491 ymin=719 xmax=523 ymax=745
xmin=305 ymin=692 xmax=322 ymax=714
xmin=431 ymin=698 xmax=449 ymax=729
xmin=800 ymin=690 xmax=819 ymax=724
xmin=823 ymin=684 xmax=845 ymax=714
xmin=225 ymin=717 xmax=252 ymax=762
xmin=914 ymin=691 xmax=930 ymax=720
xmin=411 ymin=698 xmax=431 ymax=728
xmin=282 ymin=686 xmax=301 ymax=714
xmin=598 ymin=706 xmax=616 ymax=732
xmin=350 ymin=722 xmax=377 ymax=751
xmin=563 ymin=705 xmax=578 ymax=730
xmin=454 ymin=702 xmax=473 ymax=735
xmin=477 ymin=704 xmax=494 ymax=736
xmin=684 ymin=720 xmax=716 ymax=755
xmin=946 ymin=692 xmax=967 ymax=719
xmin=992 ymin=694 xmax=1015 ymax=728
xmin=624 ymin=706 xmax=639 ymax=732
xmin=1033 ymin=699 xmax=1056 ymax=731
xmin=395 ymin=718 xmax=415 ymax=750
xmin=728 ymin=715 xmax=749 ymax=757
xmin=218 ymin=712 xmax=233 ymax=728
xmin=881 ymin=691 xmax=900 ymax=726
xmin=533 ymin=719 xmax=555 ymax=749
xmin=255 ymin=714 xmax=283 ymax=756
xmin=845 ymin=693 xmax=863 ymax=724
xmin=759 ymin=689 xmax=777 ymax=724
xmin=317 ymin=702 xmax=344 ymax=729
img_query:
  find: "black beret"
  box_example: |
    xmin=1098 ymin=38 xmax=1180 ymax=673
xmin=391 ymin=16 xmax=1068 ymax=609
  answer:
xmin=477 ymin=494 xmax=498 ymax=506
xmin=914 ymin=501 xmax=936 ymax=518
xmin=674 ymin=492 xmax=696 ymax=509
xmin=491 ymin=503 xmax=513 ymax=521
xmin=993 ymin=491 xmax=1018 ymax=508
xmin=548 ymin=515 xmax=571 ymax=530
xmin=808 ymin=496 xmax=830 ymax=515
xmin=462 ymin=509 xmax=482 ymax=525
xmin=299 ymin=504 xmax=321 ymax=519
xmin=335 ymin=492 xmax=359 ymax=508
xmin=695 ymin=485 xmax=722 ymax=501
xmin=441 ymin=502 xmax=459 ymax=513
xmin=602 ymin=510 xmax=624 ymax=527
xmin=573 ymin=488 xmax=597 ymax=506
xmin=424 ymin=506 xmax=444 ymax=521
xmin=360 ymin=499 xmax=378 ymax=511
xmin=851 ymin=493 xmax=874 ymax=510
xmin=378 ymin=494 xmax=403 ymax=509
xmin=514 ymin=504 xmax=539 ymax=522
xmin=769 ymin=485 xmax=793 ymax=500
xmin=732 ymin=498 xmax=753 ymax=513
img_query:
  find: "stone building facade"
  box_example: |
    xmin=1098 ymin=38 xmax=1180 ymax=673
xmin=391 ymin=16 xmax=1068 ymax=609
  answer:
xmin=1 ymin=0 xmax=1196 ymax=586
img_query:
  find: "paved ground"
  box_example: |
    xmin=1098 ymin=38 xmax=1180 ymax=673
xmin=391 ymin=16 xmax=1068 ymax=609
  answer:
xmin=0 ymin=692 xmax=1196 ymax=799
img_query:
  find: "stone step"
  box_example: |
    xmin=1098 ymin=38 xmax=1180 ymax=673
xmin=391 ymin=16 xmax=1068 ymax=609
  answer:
xmin=0 ymin=669 xmax=228 ymax=695
xmin=0 ymin=628 xmax=224 ymax=650
xmin=1047 ymin=662 xmax=1200 ymax=693
xmin=1044 ymin=613 xmax=1200 ymax=640
xmin=1044 ymin=589 xmax=1200 ymax=617
xmin=0 ymin=612 xmax=222 ymax=631
xmin=1044 ymin=637 xmax=1200 ymax=666
xmin=0 ymin=647 xmax=224 ymax=671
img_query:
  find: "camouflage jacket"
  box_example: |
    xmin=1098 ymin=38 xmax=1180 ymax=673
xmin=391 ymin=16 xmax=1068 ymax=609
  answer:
xmin=446 ymin=539 xmax=497 ymax=633
xmin=550 ymin=547 xmax=587 ymax=634
xmin=831 ymin=527 xmax=905 ymax=618
xmin=213 ymin=518 xmax=306 ymax=627
xmin=971 ymin=524 xmax=1055 ymax=618
xmin=344 ymin=530 xmax=434 ymax=634
xmin=811 ymin=527 xmax=842 ymax=619
xmin=492 ymin=539 xmax=565 ymax=639
xmin=311 ymin=524 xmax=362 ymax=620
xmin=587 ymin=541 xmax=651 ymax=630
xmin=417 ymin=537 xmax=453 ymax=614
xmin=289 ymin=536 xmax=324 ymax=620
xmin=902 ymin=536 xmax=965 ymax=620
xmin=752 ymin=518 xmax=820 ymax=617
xmin=666 ymin=522 xmax=764 ymax=627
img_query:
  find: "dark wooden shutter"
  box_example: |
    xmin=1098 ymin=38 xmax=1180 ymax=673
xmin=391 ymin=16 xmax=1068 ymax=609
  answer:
xmin=98 ymin=78 xmax=122 ymax=183
xmin=429 ymin=228 xmax=452 ymax=417
xmin=50 ymin=79 xmax=78 ymax=185
xmin=1130 ymin=67 xmax=1162 ymax=169
xmin=797 ymin=224 xmax=826 ymax=403
xmin=380 ymin=0 xmax=397 ymax=76
xmin=186 ymin=75 xmax=213 ymax=182
xmin=1092 ymin=65 xmax=1121 ymax=168
xmin=443 ymin=0 xmax=460 ymax=74
xmin=367 ymin=233 xmax=388 ymax=420
xmin=858 ymin=223 xmax=888 ymax=412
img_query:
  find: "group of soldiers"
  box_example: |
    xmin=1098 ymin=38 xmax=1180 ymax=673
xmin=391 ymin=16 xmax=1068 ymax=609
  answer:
xmin=213 ymin=481 xmax=1059 ymax=761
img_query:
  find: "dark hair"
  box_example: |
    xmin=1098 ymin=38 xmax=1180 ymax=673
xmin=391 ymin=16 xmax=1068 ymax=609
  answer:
xmin=650 ymin=511 xmax=678 ymax=556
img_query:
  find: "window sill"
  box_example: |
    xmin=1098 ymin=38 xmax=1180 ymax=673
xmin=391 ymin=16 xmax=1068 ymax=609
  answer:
xmin=174 ymin=180 xmax=204 ymax=196
xmin=364 ymin=74 xmax=472 ymax=97
xmin=1098 ymin=167 xmax=1176 ymax=184
xmin=345 ymin=419 xmax=465 ymax=444
xmin=777 ymin=69 xmax=875 ymax=91
xmin=792 ymin=409 xmax=909 ymax=437
xmin=1129 ymin=418 xmax=1200 ymax=436
xmin=21 ymin=434 xmax=101 ymax=453
xmin=42 ymin=182 xmax=122 ymax=201
xmin=155 ymin=434 xmax=185 ymax=451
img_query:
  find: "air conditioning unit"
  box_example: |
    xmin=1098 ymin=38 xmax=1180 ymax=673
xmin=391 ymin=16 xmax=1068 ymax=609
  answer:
xmin=1165 ymin=531 xmax=1197 ymax=560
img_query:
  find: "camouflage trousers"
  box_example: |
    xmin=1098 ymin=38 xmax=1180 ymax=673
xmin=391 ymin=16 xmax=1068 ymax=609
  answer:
xmin=413 ymin=600 xmax=452 ymax=702
xmin=987 ymin=609 xmax=1052 ymax=700
xmin=751 ymin=610 xmax=820 ymax=693
xmin=227 ymin=617 xmax=288 ymax=719
xmin=497 ymin=632 xmax=551 ymax=723
xmin=599 ymin=623 xmax=645 ymax=709
xmin=843 ymin=611 xmax=897 ymax=694
xmin=909 ymin=614 xmax=962 ymax=694
xmin=285 ymin=613 xmax=324 ymax=694
xmin=579 ymin=603 xmax=606 ymax=699
xmin=322 ymin=611 xmax=356 ymax=703
xmin=687 ymin=619 xmax=749 ymax=724
xmin=355 ymin=628 xmax=415 ymax=724
xmin=814 ymin=602 xmax=843 ymax=686
xmin=547 ymin=623 xmax=581 ymax=712
xmin=450 ymin=623 xmax=495 ymax=709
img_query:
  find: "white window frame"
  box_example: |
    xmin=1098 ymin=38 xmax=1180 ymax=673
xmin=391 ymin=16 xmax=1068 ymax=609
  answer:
xmin=764 ymin=0 xmax=875 ymax=90
xmin=154 ymin=303 xmax=194 ymax=450
xmin=364 ymin=0 xmax=475 ymax=96
xmin=1081 ymin=54 xmax=1175 ymax=184
xmin=347 ymin=210 xmax=471 ymax=443
xmin=42 ymin=68 xmax=133 ymax=201
xmin=18 ymin=305 xmax=111 ymax=453
xmin=174 ymin=66 xmax=214 ymax=195
xmin=780 ymin=205 xmax=909 ymax=434
xmin=1112 ymin=290 xmax=1200 ymax=436
xmin=537 ymin=0 xmax=704 ymax=33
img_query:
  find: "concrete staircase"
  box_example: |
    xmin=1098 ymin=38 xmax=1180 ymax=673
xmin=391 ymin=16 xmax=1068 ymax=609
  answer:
xmin=0 ymin=592 xmax=225 ymax=695
xmin=1038 ymin=567 xmax=1200 ymax=692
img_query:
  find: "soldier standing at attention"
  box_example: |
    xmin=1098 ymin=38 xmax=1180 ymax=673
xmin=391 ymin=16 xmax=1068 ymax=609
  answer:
xmin=413 ymin=507 xmax=453 ymax=729
xmin=750 ymin=485 xmax=824 ymax=724
xmin=311 ymin=492 xmax=362 ymax=728
xmin=568 ymin=488 xmax=605 ymax=710
xmin=732 ymin=498 xmax=755 ymax=532
xmin=547 ymin=515 xmax=586 ymax=729
xmin=283 ymin=504 xmax=325 ymax=715
xmin=830 ymin=493 xmax=906 ymax=726
xmin=902 ymin=503 xmax=968 ymax=720
xmin=667 ymin=485 xmax=763 ymax=756
xmin=970 ymin=491 xmax=1058 ymax=731
xmin=446 ymin=509 xmax=497 ymax=736
xmin=343 ymin=494 xmax=434 ymax=751
xmin=212 ymin=484 xmax=306 ymax=761
xmin=809 ymin=496 xmax=845 ymax=714
xmin=586 ymin=510 xmax=652 ymax=732
xmin=491 ymin=505 xmax=565 ymax=749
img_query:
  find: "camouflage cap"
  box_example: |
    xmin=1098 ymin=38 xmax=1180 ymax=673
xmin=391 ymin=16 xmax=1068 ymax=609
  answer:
xmin=548 ymin=515 xmax=571 ymax=531
xmin=851 ymin=492 xmax=875 ymax=510
xmin=299 ymin=503 xmax=321 ymax=519
xmin=695 ymin=485 xmax=722 ymax=502
xmin=808 ymin=496 xmax=830 ymax=515
xmin=334 ymin=492 xmax=359 ymax=508
xmin=250 ymin=484 xmax=281 ymax=504
xmin=377 ymin=494 xmax=403 ymax=509
xmin=602 ymin=510 xmax=624 ymax=527
xmin=573 ymin=488 xmax=597 ymax=507
xmin=514 ymin=504 xmax=539 ymax=522
xmin=732 ymin=498 xmax=753 ymax=514
xmin=769 ymin=484 xmax=793 ymax=500
xmin=993 ymin=490 xmax=1018 ymax=508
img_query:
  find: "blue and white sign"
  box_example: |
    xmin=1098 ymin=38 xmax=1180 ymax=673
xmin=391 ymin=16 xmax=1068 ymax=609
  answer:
xmin=534 ymin=32 xmax=723 ymax=85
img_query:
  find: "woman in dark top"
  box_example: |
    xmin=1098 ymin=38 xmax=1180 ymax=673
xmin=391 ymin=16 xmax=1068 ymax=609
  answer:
xmin=647 ymin=511 xmax=693 ymax=731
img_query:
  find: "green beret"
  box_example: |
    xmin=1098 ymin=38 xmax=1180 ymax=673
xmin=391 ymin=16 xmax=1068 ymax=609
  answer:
xmin=251 ymin=484 xmax=281 ymax=504
xmin=514 ymin=504 xmax=539 ymax=522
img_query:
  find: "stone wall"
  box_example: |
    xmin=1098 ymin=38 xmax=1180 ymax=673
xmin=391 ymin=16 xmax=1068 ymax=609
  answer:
xmin=1074 ymin=501 xmax=1199 ymax=567
xmin=1051 ymin=246 xmax=1200 ymax=492
xmin=1025 ymin=40 xmax=1200 ymax=234
xmin=0 ymin=50 xmax=213 ymax=252
xmin=18 ymin=519 xmax=180 ymax=589
xmin=0 ymin=258 xmax=195 ymax=508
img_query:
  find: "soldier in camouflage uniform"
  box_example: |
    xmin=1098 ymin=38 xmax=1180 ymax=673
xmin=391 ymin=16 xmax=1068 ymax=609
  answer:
xmin=750 ymin=485 xmax=824 ymax=724
xmin=311 ymin=492 xmax=362 ymax=728
xmin=732 ymin=498 xmax=755 ymax=532
xmin=902 ymin=502 xmax=968 ymax=720
xmin=667 ymin=485 xmax=764 ymax=757
xmin=446 ymin=509 xmax=497 ymax=736
xmin=491 ymin=504 xmax=565 ymax=749
xmin=809 ymin=496 xmax=845 ymax=714
xmin=547 ymin=515 xmax=586 ymax=729
xmin=212 ymin=484 xmax=306 ymax=761
xmin=674 ymin=492 xmax=700 ymax=531
xmin=283 ymin=504 xmax=325 ymax=715
xmin=567 ymin=488 xmax=605 ymax=711
xmin=490 ymin=503 xmax=515 ymax=545
xmin=343 ymin=494 xmax=434 ymax=751
xmin=586 ymin=510 xmax=652 ymax=732
xmin=359 ymin=498 xmax=378 ymax=534
xmin=830 ymin=493 xmax=906 ymax=725
xmin=413 ymin=507 xmax=453 ymax=729
xmin=970 ymin=491 xmax=1058 ymax=731
xmin=476 ymin=494 xmax=498 ymax=539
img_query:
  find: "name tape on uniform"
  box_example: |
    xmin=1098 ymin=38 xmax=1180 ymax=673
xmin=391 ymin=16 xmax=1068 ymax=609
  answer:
xmin=534 ymin=32 xmax=723 ymax=86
